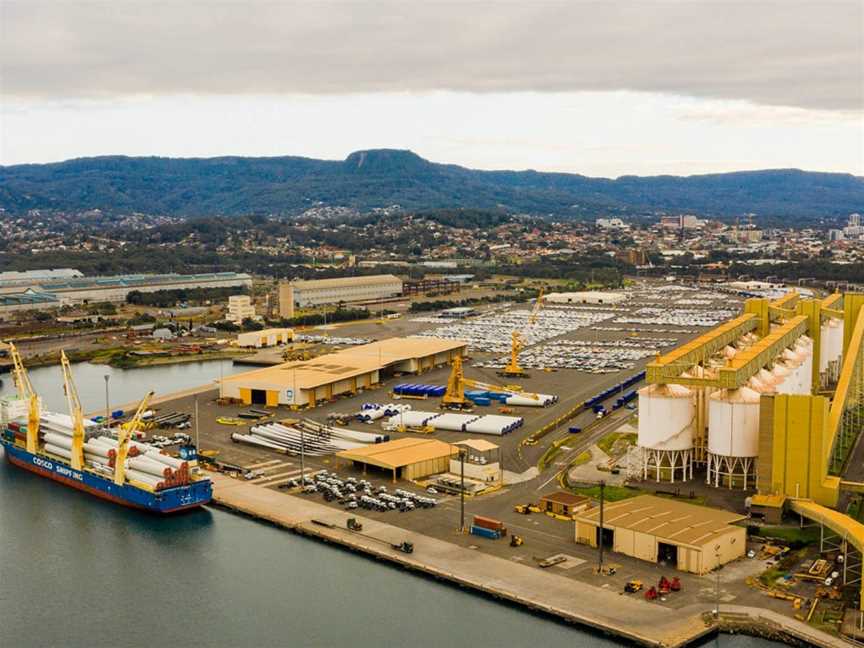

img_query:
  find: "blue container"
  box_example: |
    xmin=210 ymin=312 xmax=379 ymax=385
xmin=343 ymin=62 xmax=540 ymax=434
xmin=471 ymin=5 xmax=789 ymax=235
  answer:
xmin=111 ymin=409 xmax=124 ymax=419
xmin=431 ymin=386 xmax=446 ymax=397
xmin=470 ymin=525 xmax=500 ymax=540
xmin=470 ymin=397 xmax=491 ymax=406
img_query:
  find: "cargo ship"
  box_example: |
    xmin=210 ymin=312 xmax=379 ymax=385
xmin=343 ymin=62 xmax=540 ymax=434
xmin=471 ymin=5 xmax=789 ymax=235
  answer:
xmin=0 ymin=345 xmax=211 ymax=513
xmin=1 ymin=436 xmax=212 ymax=513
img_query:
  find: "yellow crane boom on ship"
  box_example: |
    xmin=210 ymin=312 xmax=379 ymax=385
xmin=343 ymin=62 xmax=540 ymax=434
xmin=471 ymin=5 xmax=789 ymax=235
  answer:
xmin=114 ymin=391 xmax=154 ymax=486
xmin=59 ymin=350 xmax=86 ymax=470
xmin=9 ymin=342 xmax=40 ymax=453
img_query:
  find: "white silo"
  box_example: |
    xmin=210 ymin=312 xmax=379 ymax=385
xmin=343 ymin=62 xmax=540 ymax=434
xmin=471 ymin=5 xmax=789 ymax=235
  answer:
xmin=795 ymin=337 xmax=813 ymax=394
xmin=776 ymin=354 xmax=801 ymax=394
xmin=820 ymin=319 xmax=844 ymax=381
xmin=637 ymin=383 xmax=695 ymax=483
xmin=707 ymin=387 xmax=761 ymax=489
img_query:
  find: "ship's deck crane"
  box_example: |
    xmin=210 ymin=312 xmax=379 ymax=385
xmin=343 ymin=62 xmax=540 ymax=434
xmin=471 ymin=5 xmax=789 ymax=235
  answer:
xmin=500 ymin=288 xmax=544 ymax=378
xmin=8 ymin=342 xmax=40 ymax=453
xmin=59 ymin=350 xmax=85 ymax=470
xmin=114 ymin=391 xmax=154 ymax=487
xmin=443 ymin=355 xmax=539 ymax=409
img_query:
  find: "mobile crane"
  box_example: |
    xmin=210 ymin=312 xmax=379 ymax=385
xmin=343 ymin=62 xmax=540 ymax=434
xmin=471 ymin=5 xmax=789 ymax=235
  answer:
xmin=499 ymin=288 xmax=544 ymax=378
xmin=9 ymin=342 xmax=40 ymax=454
xmin=442 ymin=355 xmax=539 ymax=409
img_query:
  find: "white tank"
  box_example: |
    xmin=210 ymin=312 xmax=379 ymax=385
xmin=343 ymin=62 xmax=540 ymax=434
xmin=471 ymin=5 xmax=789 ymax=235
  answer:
xmin=775 ymin=360 xmax=798 ymax=394
xmin=771 ymin=362 xmax=792 ymax=393
xmin=779 ymin=350 xmax=803 ymax=393
xmin=820 ymin=319 xmax=844 ymax=372
xmin=637 ymin=384 xmax=695 ymax=451
xmin=796 ymin=338 xmax=813 ymax=394
xmin=708 ymin=387 xmax=761 ymax=457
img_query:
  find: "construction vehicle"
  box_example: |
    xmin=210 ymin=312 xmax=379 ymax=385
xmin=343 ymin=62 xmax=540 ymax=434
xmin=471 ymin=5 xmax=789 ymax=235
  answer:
xmin=658 ymin=576 xmax=672 ymax=595
xmin=499 ymin=288 xmax=544 ymax=378
xmin=442 ymin=355 xmax=539 ymax=409
xmin=510 ymin=534 xmax=524 ymax=547
xmin=347 ymin=518 xmax=363 ymax=532
xmin=514 ymin=503 xmax=541 ymax=514
xmin=9 ymin=342 xmax=40 ymax=454
xmin=624 ymin=580 xmax=643 ymax=593
xmin=645 ymin=586 xmax=658 ymax=600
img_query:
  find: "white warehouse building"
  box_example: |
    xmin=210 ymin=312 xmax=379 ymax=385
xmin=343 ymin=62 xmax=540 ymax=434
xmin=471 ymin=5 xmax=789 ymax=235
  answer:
xmin=279 ymin=274 xmax=403 ymax=313
xmin=544 ymin=291 xmax=626 ymax=305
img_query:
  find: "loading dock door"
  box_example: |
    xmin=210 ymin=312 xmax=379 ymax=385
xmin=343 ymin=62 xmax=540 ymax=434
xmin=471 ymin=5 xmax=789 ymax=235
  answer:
xmin=251 ymin=389 xmax=267 ymax=405
xmin=658 ymin=542 xmax=678 ymax=566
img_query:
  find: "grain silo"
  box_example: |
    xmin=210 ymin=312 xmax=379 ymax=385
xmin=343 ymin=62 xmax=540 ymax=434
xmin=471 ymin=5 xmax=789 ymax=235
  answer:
xmin=707 ymin=387 xmax=761 ymax=489
xmin=637 ymin=383 xmax=695 ymax=483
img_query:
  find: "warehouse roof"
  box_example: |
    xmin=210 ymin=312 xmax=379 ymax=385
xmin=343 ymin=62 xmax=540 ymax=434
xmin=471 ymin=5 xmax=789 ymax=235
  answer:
xmin=454 ymin=439 xmax=499 ymax=452
xmin=220 ymin=355 xmax=383 ymax=390
xmin=221 ymin=336 xmax=466 ymax=390
xmin=336 ymin=438 xmax=457 ymax=469
xmin=330 ymin=337 xmax=465 ymax=366
xmin=576 ymin=495 xmax=745 ymax=549
xmin=291 ymin=274 xmax=402 ymax=290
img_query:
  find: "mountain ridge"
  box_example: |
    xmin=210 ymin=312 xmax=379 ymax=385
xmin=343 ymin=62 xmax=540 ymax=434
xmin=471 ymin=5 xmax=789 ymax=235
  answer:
xmin=1 ymin=149 xmax=861 ymax=220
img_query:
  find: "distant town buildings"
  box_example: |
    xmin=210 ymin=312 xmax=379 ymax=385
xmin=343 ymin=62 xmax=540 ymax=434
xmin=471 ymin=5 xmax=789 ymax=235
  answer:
xmin=595 ymin=218 xmax=626 ymax=229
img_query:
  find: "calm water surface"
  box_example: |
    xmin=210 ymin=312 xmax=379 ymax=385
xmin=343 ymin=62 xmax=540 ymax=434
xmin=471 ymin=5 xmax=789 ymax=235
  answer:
xmin=0 ymin=362 xmax=780 ymax=647
xmin=0 ymin=360 xmax=246 ymax=413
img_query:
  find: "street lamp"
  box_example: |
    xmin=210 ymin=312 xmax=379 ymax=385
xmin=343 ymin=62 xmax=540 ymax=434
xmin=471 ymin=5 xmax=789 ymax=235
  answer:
xmin=459 ymin=449 xmax=466 ymax=532
xmin=714 ymin=544 xmax=721 ymax=618
xmin=103 ymin=374 xmax=110 ymax=423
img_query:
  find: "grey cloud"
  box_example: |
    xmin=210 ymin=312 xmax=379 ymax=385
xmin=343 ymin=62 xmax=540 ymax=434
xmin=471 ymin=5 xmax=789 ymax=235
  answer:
xmin=2 ymin=1 xmax=862 ymax=110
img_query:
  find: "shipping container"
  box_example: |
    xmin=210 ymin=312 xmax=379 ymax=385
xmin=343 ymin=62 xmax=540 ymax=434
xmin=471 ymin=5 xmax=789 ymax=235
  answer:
xmin=470 ymin=525 xmax=501 ymax=540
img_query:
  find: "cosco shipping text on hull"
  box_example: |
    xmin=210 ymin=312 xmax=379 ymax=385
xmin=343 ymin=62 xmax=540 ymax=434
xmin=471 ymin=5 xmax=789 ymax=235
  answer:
xmin=1 ymin=440 xmax=212 ymax=513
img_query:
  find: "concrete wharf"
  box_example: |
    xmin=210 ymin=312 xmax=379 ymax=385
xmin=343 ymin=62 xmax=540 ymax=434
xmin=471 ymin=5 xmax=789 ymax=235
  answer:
xmin=209 ymin=474 xmax=849 ymax=648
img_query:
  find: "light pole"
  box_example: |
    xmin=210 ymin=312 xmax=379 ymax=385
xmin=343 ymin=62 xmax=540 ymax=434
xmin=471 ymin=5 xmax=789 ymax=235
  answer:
xmin=459 ymin=449 xmax=466 ymax=532
xmin=299 ymin=425 xmax=306 ymax=486
xmin=194 ymin=394 xmax=200 ymax=453
xmin=103 ymin=375 xmax=110 ymax=424
xmin=598 ymin=480 xmax=605 ymax=575
xmin=714 ymin=544 xmax=721 ymax=618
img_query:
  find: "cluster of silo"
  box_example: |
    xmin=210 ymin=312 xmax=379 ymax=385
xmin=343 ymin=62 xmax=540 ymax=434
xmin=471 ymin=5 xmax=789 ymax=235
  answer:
xmin=820 ymin=318 xmax=845 ymax=384
xmin=638 ymin=329 xmax=819 ymax=489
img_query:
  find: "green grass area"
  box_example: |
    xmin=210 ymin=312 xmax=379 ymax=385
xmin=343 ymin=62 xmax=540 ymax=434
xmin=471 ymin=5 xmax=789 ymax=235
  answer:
xmin=596 ymin=431 xmax=637 ymax=455
xmin=573 ymin=450 xmax=592 ymax=467
xmin=755 ymin=525 xmax=821 ymax=546
xmin=567 ymin=484 xmax=641 ymax=502
xmin=538 ymin=436 xmax=574 ymax=471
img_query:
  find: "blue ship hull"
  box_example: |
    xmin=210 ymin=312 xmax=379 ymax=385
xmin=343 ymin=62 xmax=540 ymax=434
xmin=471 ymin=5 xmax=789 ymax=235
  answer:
xmin=1 ymin=438 xmax=211 ymax=513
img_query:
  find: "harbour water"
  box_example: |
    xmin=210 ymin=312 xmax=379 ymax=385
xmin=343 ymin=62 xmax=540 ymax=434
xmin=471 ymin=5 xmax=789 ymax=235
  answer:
xmin=0 ymin=362 xmax=780 ymax=647
xmin=0 ymin=359 xmax=244 ymax=413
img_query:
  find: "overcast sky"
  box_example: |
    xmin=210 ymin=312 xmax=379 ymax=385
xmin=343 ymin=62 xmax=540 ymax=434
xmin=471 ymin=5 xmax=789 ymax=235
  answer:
xmin=1 ymin=1 xmax=862 ymax=175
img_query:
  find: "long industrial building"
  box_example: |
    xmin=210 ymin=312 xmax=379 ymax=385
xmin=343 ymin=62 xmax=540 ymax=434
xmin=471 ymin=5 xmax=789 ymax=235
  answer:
xmin=279 ymin=274 xmax=403 ymax=316
xmin=0 ymin=271 xmax=252 ymax=318
xmin=219 ymin=336 xmax=466 ymax=408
